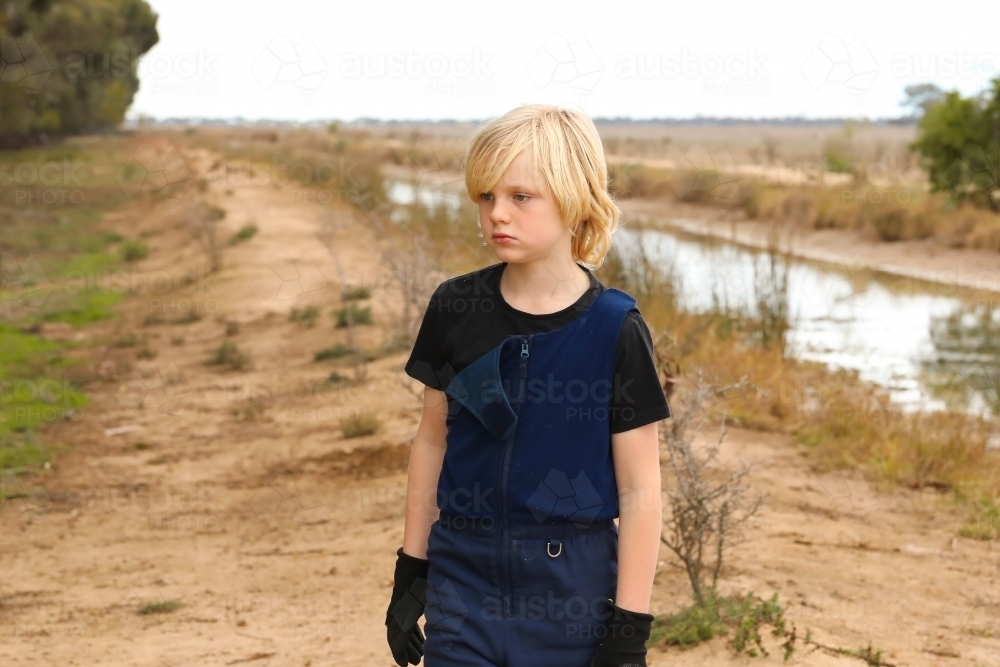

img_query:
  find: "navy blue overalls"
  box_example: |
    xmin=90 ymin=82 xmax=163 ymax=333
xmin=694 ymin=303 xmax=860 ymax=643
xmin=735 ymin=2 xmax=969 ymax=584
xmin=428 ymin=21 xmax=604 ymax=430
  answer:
xmin=422 ymin=287 xmax=638 ymax=667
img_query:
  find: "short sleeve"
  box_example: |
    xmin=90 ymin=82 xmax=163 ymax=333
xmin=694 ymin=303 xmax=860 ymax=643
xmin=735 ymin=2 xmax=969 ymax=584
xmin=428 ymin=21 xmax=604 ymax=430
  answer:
xmin=610 ymin=309 xmax=671 ymax=434
xmin=404 ymin=285 xmax=449 ymax=390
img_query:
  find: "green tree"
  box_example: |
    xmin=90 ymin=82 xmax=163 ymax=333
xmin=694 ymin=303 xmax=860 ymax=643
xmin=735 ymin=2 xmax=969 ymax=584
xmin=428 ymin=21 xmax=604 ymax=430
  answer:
xmin=0 ymin=0 xmax=159 ymax=149
xmin=900 ymin=82 xmax=945 ymax=118
xmin=909 ymin=78 xmax=1000 ymax=212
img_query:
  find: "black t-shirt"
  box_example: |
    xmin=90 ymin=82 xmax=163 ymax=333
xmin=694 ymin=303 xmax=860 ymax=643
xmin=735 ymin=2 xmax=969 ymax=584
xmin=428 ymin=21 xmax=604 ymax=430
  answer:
xmin=404 ymin=262 xmax=671 ymax=433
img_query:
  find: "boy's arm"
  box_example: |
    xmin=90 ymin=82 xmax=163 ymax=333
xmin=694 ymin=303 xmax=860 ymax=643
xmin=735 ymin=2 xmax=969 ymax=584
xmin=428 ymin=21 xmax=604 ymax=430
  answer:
xmin=401 ymin=386 xmax=449 ymax=559
xmin=611 ymin=420 xmax=662 ymax=614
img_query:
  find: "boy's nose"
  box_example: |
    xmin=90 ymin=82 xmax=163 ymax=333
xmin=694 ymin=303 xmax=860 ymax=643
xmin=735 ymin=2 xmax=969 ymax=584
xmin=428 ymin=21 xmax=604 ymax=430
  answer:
xmin=488 ymin=198 xmax=512 ymax=225
xmin=490 ymin=204 xmax=510 ymax=225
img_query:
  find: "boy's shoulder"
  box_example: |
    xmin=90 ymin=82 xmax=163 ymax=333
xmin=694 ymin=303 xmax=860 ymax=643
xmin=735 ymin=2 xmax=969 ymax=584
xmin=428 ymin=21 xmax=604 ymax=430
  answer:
xmin=431 ymin=263 xmax=503 ymax=305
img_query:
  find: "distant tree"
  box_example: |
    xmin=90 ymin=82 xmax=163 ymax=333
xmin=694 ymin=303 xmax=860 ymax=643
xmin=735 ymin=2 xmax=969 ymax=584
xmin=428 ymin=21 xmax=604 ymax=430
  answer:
xmin=900 ymin=82 xmax=946 ymax=118
xmin=0 ymin=0 xmax=159 ymax=149
xmin=909 ymin=78 xmax=1000 ymax=212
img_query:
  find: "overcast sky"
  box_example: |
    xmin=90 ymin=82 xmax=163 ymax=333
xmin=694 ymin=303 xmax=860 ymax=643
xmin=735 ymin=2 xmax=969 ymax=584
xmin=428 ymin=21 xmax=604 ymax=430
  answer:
xmin=130 ymin=0 xmax=999 ymax=122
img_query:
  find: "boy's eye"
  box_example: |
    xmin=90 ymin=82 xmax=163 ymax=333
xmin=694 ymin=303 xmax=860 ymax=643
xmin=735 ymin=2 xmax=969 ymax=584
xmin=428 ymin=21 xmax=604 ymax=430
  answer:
xmin=514 ymin=193 xmax=528 ymax=202
xmin=479 ymin=192 xmax=493 ymax=202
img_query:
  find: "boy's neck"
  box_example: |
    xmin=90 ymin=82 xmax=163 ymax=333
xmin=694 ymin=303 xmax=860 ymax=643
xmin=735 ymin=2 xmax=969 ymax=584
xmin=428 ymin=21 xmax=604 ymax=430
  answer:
xmin=498 ymin=259 xmax=592 ymax=316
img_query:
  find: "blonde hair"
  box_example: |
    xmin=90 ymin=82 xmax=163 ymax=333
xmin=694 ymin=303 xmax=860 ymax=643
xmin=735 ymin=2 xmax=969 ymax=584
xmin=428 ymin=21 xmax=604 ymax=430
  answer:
xmin=463 ymin=104 xmax=619 ymax=270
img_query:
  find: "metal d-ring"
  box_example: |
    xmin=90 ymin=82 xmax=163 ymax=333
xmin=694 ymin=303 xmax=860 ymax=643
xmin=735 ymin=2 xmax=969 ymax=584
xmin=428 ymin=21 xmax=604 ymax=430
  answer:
xmin=546 ymin=541 xmax=562 ymax=558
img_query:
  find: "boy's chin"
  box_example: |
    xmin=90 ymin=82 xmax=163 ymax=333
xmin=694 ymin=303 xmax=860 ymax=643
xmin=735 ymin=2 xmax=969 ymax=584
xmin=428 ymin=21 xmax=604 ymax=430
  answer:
xmin=489 ymin=245 xmax=526 ymax=261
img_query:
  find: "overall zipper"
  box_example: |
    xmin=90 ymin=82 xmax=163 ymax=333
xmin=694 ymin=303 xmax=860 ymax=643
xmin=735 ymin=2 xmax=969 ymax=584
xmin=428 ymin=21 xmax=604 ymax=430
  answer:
xmin=499 ymin=334 xmax=530 ymax=618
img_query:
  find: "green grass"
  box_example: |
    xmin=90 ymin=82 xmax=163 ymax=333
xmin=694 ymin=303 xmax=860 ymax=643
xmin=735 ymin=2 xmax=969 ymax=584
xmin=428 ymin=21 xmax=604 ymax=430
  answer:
xmin=333 ymin=304 xmax=372 ymax=328
xmin=649 ymin=590 xmax=793 ymax=660
xmin=314 ymin=344 xmax=353 ymax=361
xmin=0 ymin=138 xmax=180 ymax=475
xmin=41 ymin=290 xmax=123 ymax=326
xmin=138 ymin=599 xmax=184 ymax=615
xmin=119 ymin=239 xmax=149 ymax=262
xmin=341 ymin=285 xmax=371 ymax=301
xmin=340 ymin=410 xmax=381 ymax=438
xmin=203 ymin=340 xmax=251 ymax=371
xmin=290 ymin=305 xmax=319 ymax=327
xmin=228 ymin=224 xmax=258 ymax=245
xmin=0 ymin=325 xmax=89 ymax=457
xmin=0 ymin=442 xmax=51 ymax=471
xmin=958 ymin=493 xmax=1000 ymax=540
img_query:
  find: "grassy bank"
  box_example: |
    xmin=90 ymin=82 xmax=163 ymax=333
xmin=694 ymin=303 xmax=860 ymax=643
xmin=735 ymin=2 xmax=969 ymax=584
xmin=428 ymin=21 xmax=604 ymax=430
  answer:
xmin=0 ymin=135 xmax=156 ymax=483
xmin=608 ymin=158 xmax=1000 ymax=250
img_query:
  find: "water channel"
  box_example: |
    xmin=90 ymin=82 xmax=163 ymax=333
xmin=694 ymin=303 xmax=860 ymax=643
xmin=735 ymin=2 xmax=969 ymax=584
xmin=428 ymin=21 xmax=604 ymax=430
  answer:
xmin=386 ymin=178 xmax=1000 ymax=417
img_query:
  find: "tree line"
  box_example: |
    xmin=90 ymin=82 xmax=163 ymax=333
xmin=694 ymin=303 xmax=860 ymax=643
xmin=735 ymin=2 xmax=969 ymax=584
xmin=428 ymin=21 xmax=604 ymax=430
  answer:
xmin=0 ymin=0 xmax=158 ymax=149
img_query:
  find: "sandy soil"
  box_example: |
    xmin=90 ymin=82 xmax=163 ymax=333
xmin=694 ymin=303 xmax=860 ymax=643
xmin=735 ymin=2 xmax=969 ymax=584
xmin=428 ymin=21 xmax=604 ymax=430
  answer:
xmin=621 ymin=198 xmax=1000 ymax=300
xmin=1 ymin=143 xmax=998 ymax=666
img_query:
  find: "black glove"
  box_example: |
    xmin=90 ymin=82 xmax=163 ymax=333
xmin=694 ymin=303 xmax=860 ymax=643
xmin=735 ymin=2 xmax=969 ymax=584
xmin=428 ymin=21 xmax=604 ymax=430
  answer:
xmin=589 ymin=599 xmax=655 ymax=667
xmin=385 ymin=547 xmax=430 ymax=666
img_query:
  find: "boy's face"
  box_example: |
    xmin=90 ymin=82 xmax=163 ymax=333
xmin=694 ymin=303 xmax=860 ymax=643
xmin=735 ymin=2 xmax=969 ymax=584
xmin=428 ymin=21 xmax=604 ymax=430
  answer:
xmin=477 ymin=149 xmax=573 ymax=264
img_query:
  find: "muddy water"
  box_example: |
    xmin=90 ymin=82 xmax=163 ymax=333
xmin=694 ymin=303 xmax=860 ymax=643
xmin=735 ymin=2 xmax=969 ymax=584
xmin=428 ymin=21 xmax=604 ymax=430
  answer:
xmin=386 ymin=178 xmax=1000 ymax=416
xmin=616 ymin=226 xmax=1000 ymax=416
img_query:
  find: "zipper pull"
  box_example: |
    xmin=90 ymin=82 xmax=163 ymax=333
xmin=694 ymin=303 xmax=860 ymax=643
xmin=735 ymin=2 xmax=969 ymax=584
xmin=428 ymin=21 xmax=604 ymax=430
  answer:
xmin=521 ymin=337 xmax=529 ymax=358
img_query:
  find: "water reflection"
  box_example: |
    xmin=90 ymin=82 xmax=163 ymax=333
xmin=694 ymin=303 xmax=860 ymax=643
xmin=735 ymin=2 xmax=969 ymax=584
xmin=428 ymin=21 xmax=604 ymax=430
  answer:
xmin=617 ymin=227 xmax=996 ymax=414
xmin=923 ymin=304 xmax=1000 ymax=415
xmin=385 ymin=179 xmax=463 ymax=223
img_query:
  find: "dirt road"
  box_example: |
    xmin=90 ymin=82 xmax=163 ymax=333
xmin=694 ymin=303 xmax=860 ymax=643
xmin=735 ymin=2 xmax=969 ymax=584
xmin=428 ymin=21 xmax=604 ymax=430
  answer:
xmin=1 ymin=144 xmax=997 ymax=666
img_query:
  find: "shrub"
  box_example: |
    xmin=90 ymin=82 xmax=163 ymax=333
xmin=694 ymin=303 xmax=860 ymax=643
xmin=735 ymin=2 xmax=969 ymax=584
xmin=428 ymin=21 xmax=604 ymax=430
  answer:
xmin=341 ymin=285 xmax=372 ymax=301
xmin=138 ymin=599 xmax=183 ymax=615
xmin=204 ymin=340 xmax=251 ymax=371
xmin=228 ymin=224 xmax=258 ymax=245
xmin=327 ymin=370 xmax=350 ymax=384
xmin=112 ymin=332 xmax=143 ymax=347
xmin=315 ymin=344 xmax=353 ymax=361
xmin=867 ymin=203 xmax=908 ymax=242
xmin=290 ymin=305 xmax=319 ymax=327
xmin=120 ymin=240 xmax=149 ymax=262
xmin=910 ymin=79 xmax=1000 ymax=212
xmin=823 ymin=149 xmax=853 ymax=174
xmin=171 ymin=311 xmax=203 ymax=324
xmin=333 ymin=304 xmax=372 ymax=327
xmin=340 ymin=410 xmax=381 ymax=438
